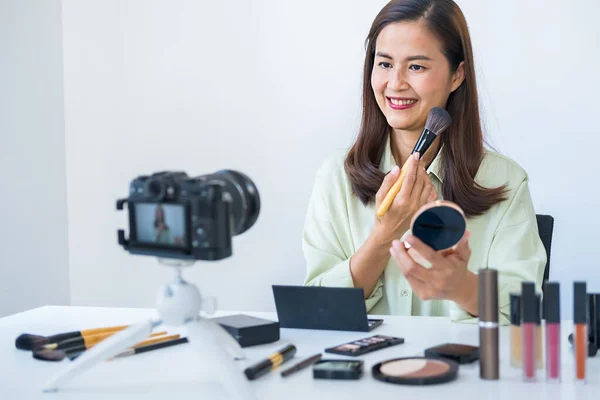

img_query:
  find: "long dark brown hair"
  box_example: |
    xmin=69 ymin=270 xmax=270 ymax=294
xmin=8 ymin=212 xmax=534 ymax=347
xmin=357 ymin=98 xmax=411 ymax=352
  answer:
xmin=344 ymin=0 xmax=506 ymax=217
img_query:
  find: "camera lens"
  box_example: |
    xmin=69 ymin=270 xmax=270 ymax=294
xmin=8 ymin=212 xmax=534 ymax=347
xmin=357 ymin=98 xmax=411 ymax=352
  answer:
xmin=205 ymin=170 xmax=260 ymax=235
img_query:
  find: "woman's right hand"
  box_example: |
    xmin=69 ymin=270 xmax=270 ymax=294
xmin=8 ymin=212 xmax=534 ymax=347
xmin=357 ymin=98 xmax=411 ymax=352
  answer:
xmin=371 ymin=152 xmax=438 ymax=246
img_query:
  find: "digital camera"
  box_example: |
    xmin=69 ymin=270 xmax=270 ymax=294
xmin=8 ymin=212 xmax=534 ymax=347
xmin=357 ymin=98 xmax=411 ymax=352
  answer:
xmin=117 ymin=170 xmax=260 ymax=261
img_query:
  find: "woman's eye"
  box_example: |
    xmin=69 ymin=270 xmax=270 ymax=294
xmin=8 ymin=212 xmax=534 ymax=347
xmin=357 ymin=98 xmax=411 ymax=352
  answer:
xmin=378 ymin=62 xmax=392 ymax=69
xmin=409 ymin=64 xmax=426 ymax=71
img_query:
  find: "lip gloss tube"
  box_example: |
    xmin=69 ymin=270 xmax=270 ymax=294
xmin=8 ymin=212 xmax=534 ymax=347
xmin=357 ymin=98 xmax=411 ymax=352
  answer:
xmin=521 ymin=282 xmax=536 ymax=382
xmin=574 ymin=282 xmax=587 ymax=384
xmin=589 ymin=294 xmax=600 ymax=356
xmin=479 ymin=269 xmax=499 ymax=380
xmin=510 ymin=293 xmax=522 ymax=368
xmin=543 ymin=282 xmax=560 ymax=382
xmin=534 ymin=294 xmax=543 ymax=369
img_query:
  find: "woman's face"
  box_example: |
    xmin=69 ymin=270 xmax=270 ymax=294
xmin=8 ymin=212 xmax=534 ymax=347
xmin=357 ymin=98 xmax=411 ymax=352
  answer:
xmin=371 ymin=20 xmax=464 ymax=133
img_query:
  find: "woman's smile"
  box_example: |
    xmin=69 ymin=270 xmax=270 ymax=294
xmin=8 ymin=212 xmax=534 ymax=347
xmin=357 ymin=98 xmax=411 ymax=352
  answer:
xmin=387 ymin=97 xmax=418 ymax=110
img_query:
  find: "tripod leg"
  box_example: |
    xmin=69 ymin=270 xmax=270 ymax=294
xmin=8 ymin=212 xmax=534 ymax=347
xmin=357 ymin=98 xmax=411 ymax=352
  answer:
xmin=42 ymin=319 xmax=157 ymax=392
xmin=202 ymin=318 xmax=246 ymax=360
xmin=186 ymin=318 xmax=256 ymax=400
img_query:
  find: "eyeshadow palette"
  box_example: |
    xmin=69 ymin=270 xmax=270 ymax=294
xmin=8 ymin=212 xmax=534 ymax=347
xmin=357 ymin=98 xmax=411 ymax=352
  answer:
xmin=324 ymin=335 xmax=404 ymax=357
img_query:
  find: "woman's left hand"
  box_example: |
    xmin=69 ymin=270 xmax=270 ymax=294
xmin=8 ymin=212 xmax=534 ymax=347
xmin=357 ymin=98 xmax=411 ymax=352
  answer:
xmin=390 ymin=231 xmax=478 ymax=315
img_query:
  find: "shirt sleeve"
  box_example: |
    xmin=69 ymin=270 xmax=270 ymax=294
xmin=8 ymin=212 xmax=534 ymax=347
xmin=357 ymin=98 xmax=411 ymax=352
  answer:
xmin=452 ymin=177 xmax=547 ymax=324
xmin=302 ymin=167 xmax=383 ymax=312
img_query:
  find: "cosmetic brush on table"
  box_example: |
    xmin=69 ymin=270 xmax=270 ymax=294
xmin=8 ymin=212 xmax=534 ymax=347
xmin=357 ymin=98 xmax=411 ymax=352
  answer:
xmin=32 ymin=333 xmax=177 ymax=362
xmin=15 ymin=324 xmax=129 ymax=350
xmin=42 ymin=330 xmax=168 ymax=350
xmin=112 ymin=337 xmax=189 ymax=359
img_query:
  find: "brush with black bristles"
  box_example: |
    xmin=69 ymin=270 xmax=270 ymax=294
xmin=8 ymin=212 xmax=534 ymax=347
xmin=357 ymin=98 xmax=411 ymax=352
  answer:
xmin=376 ymin=107 xmax=452 ymax=217
xmin=15 ymin=325 xmax=130 ymax=351
xmin=41 ymin=330 xmax=167 ymax=351
xmin=32 ymin=334 xmax=184 ymax=362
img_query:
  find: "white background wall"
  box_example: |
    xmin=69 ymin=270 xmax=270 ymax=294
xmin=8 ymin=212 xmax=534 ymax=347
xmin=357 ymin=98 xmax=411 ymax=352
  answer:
xmin=3 ymin=0 xmax=599 ymax=319
xmin=0 ymin=0 xmax=70 ymax=317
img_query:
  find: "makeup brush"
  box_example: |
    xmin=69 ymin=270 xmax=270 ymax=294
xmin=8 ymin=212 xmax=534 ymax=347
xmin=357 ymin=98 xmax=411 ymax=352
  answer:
xmin=82 ymin=333 xmax=184 ymax=361
xmin=42 ymin=330 xmax=168 ymax=351
xmin=376 ymin=107 xmax=452 ymax=217
xmin=112 ymin=337 xmax=189 ymax=359
xmin=15 ymin=325 xmax=129 ymax=351
xmin=33 ymin=333 xmax=181 ymax=362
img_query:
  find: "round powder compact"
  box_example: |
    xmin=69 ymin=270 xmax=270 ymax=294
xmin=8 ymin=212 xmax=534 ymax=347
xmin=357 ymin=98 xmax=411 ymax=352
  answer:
xmin=372 ymin=357 xmax=459 ymax=385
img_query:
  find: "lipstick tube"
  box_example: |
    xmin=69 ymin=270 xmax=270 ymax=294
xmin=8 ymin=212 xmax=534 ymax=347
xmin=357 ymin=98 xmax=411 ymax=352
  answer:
xmin=478 ymin=269 xmax=499 ymax=380
xmin=574 ymin=282 xmax=587 ymax=383
xmin=543 ymin=282 xmax=560 ymax=382
xmin=521 ymin=282 xmax=537 ymax=382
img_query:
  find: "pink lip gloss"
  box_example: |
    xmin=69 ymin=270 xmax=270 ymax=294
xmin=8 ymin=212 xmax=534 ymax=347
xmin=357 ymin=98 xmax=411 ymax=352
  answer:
xmin=522 ymin=282 xmax=537 ymax=382
xmin=544 ymin=282 xmax=560 ymax=382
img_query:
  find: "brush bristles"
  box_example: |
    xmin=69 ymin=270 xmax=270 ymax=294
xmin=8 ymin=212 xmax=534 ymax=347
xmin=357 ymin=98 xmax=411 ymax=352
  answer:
xmin=15 ymin=334 xmax=50 ymax=350
xmin=424 ymin=107 xmax=452 ymax=135
xmin=32 ymin=349 xmax=68 ymax=362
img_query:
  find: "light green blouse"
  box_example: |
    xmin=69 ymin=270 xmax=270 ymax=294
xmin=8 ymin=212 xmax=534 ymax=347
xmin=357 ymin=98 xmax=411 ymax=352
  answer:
xmin=302 ymin=135 xmax=546 ymax=324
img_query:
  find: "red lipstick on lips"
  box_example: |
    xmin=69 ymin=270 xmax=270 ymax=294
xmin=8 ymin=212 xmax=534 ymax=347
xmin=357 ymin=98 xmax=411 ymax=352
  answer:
xmin=387 ymin=97 xmax=418 ymax=110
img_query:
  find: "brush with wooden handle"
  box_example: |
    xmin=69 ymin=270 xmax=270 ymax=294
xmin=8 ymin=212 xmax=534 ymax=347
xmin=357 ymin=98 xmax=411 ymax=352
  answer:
xmin=376 ymin=107 xmax=452 ymax=218
xmin=33 ymin=333 xmax=178 ymax=362
xmin=15 ymin=325 xmax=129 ymax=351
xmin=41 ymin=330 xmax=168 ymax=351
xmin=111 ymin=337 xmax=188 ymax=359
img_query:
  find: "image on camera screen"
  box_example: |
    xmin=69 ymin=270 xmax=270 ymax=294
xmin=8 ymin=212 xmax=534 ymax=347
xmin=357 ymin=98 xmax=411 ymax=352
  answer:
xmin=134 ymin=203 xmax=186 ymax=247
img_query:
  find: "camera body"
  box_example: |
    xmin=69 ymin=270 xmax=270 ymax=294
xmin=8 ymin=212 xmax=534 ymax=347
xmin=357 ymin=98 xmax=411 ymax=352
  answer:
xmin=117 ymin=170 xmax=260 ymax=261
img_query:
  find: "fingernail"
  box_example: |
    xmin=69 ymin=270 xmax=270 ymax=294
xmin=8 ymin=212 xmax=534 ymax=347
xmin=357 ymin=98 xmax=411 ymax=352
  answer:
xmin=391 ymin=240 xmax=401 ymax=250
xmin=391 ymin=165 xmax=399 ymax=174
xmin=405 ymin=234 xmax=414 ymax=244
xmin=413 ymin=152 xmax=420 ymax=161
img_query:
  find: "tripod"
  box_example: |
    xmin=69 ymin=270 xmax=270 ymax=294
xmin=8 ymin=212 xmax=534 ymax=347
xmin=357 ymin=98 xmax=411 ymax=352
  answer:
xmin=43 ymin=259 xmax=256 ymax=400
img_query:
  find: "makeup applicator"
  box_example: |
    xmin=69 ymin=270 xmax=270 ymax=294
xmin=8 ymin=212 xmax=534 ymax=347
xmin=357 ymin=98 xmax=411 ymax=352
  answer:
xmin=376 ymin=107 xmax=452 ymax=218
xmin=41 ymin=331 xmax=167 ymax=351
xmin=33 ymin=333 xmax=181 ymax=362
xmin=15 ymin=325 xmax=129 ymax=351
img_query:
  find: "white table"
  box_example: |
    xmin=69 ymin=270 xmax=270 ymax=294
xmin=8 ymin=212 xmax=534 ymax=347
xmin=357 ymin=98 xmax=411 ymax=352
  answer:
xmin=0 ymin=306 xmax=597 ymax=399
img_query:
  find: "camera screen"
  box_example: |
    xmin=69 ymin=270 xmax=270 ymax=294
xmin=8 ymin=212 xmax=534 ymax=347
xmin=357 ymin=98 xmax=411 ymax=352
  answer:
xmin=133 ymin=203 xmax=186 ymax=248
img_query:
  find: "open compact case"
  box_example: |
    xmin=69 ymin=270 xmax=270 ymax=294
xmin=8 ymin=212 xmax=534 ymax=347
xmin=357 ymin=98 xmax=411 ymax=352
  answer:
xmin=410 ymin=200 xmax=467 ymax=251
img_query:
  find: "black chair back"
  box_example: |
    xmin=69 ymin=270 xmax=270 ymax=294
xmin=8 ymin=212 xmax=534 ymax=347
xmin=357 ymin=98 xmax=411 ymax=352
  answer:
xmin=536 ymin=214 xmax=554 ymax=296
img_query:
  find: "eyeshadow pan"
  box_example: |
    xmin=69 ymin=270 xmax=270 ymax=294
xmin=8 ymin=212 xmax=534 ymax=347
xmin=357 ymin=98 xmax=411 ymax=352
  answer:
xmin=380 ymin=359 xmax=427 ymax=376
xmin=405 ymin=359 xmax=450 ymax=378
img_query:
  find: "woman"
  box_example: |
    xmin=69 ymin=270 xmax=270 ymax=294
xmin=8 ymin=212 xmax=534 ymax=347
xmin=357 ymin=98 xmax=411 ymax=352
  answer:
xmin=154 ymin=205 xmax=174 ymax=245
xmin=302 ymin=0 xmax=546 ymax=324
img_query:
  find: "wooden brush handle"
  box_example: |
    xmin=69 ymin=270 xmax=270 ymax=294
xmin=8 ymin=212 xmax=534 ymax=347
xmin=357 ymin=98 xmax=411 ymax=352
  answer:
xmin=132 ymin=334 xmax=181 ymax=349
xmin=84 ymin=331 xmax=167 ymax=349
xmin=81 ymin=325 xmax=129 ymax=336
xmin=376 ymin=160 xmax=409 ymax=217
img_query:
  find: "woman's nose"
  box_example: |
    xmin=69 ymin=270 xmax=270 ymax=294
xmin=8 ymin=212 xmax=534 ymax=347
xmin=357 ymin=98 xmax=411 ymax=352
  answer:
xmin=388 ymin=69 xmax=409 ymax=91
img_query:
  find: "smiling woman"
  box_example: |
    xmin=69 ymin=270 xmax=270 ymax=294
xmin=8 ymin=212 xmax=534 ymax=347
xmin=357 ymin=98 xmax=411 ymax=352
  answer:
xmin=302 ymin=0 xmax=546 ymax=324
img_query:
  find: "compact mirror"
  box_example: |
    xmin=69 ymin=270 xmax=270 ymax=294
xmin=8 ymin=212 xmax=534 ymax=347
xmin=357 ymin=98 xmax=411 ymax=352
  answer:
xmin=410 ymin=200 xmax=466 ymax=251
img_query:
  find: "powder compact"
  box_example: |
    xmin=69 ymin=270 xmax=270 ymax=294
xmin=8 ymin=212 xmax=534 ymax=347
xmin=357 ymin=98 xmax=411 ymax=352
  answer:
xmin=410 ymin=200 xmax=466 ymax=251
xmin=372 ymin=357 xmax=459 ymax=385
xmin=424 ymin=343 xmax=479 ymax=364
